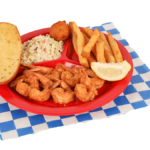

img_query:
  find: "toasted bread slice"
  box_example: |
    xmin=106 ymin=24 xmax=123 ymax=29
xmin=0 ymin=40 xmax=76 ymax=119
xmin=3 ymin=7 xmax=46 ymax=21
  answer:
xmin=0 ymin=22 xmax=22 ymax=85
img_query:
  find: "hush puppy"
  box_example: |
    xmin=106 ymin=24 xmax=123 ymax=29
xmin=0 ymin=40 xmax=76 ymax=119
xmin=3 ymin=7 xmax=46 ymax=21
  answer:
xmin=49 ymin=21 xmax=69 ymax=41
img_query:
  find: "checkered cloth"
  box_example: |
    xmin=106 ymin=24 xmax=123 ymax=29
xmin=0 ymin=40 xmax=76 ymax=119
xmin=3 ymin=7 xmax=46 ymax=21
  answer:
xmin=1 ymin=22 xmax=150 ymax=141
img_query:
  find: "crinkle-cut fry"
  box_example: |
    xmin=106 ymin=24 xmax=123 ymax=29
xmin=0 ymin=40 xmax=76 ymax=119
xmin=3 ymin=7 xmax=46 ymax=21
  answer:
xmin=107 ymin=32 xmax=123 ymax=63
xmin=82 ymin=32 xmax=97 ymax=59
xmin=100 ymin=32 xmax=113 ymax=54
xmin=81 ymin=28 xmax=99 ymax=58
xmin=96 ymin=40 xmax=106 ymax=63
xmin=69 ymin=22 xmax=89 ymax=68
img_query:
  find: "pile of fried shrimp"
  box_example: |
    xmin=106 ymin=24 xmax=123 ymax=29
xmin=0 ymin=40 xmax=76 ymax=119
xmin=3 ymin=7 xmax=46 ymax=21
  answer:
xmin=9 ymin=63 xmax=105 ymax=104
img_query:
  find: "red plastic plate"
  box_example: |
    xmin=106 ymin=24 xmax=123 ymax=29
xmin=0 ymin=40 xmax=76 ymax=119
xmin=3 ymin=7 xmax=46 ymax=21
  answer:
xmin=0 ymin=27 xmax=133 ymax=116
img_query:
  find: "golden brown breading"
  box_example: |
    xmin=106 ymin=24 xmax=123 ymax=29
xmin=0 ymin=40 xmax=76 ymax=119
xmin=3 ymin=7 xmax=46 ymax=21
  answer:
xmin=49 ymin=21 xmax=69 ymax=41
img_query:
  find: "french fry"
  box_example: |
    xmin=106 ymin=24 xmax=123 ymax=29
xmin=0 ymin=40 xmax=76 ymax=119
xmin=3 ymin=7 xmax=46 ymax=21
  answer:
xmin=69 ymin=22 xmax=77 ymax=53
xmin=82 ymin=32 xmax=97 ymax=64
xmin=87 ymin=52 xmax=97 ymax=66
xmin=82 ymin=32 xmax=89 ymax=44
xmin=82 ymin=27 xmax=115 ymax=63
xmin=82 ymin=27 xmax=94 ymax=38
xmin=82 ymin=32 xmax=97 ymax=59
xmin=82 ymin=32 xmax=96 ymax=57
xmin=104 ymin=49 xmax=115 ymax=63
xmin=69 ymin=22 xmax=89 ymax=68
xmin=83 ymin=31 xmax=106 ymax=63
xmin=81 ymin=28 xmax=99 ymax=58
xmin=96 ymin=41 xmax=106 ymax=63
xmin=107 ymin=32 xmax=123 ymax=63
xmin=100 ymin=32 xmax=113 ymax=54
xmin=104 ymin=44 xmax=116 ymax=63
xmin=82 ymin=28 xmax=98 ymax=58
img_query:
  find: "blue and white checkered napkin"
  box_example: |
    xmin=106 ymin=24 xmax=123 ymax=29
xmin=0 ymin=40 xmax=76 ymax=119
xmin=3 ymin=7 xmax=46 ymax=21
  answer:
xmin=1 ymin=22 xmax=150 ymax=141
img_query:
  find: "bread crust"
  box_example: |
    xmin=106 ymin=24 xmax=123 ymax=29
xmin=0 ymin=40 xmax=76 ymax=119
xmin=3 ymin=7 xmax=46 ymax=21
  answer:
xmin=0 ymin=22 xmax=22 ymax=85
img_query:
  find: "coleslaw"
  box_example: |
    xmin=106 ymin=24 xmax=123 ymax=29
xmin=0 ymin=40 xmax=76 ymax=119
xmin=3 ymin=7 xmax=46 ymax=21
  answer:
xmin=21 ymin=34 xmax=64 ymax=64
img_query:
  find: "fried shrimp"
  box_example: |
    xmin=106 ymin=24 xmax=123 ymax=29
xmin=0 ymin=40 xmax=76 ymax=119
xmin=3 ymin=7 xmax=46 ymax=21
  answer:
xmin=29 ymin=86 xmax=51 ymax=102
xmin=27 ymin=72 xmax=53 ymax=87
xmin=75 ymin=84 xmax=97 ymax=102
xmin=24 ymin=77 xmax=39 ymax=89
xmin=71 ymin=66 xmax=98 ymax=78
xmin=75 ymin=68 xmax=98 ymax=102
xmin=10 ymin=75 xmax=26 ymax=87
xmin=16 ymin=80 xmax=30 ymax=97
xmin=71 ymin=65 xmax=105 ymax=89
xmin=55 ymin=63 xmax=72 ymax=73
xmin=49 ymin=21 xmax=69 ymax=41
xmin=20 ymin=63 xmax=34 ymax=70
xmin=55 ymin=63 xmax=65 ymax=72
xmin=85 ymin=68 xmax=99 ymax=78
xmin=10 ymin=63 xmax=105 ymax=104
xmin=60 ymin=80 xmax=72 ymax=91
xmin=28 ymin=78 xmax=61 ymax=102
xmin=80 ymin=68 xmax=93 ymax=88
xmin=61 ymin=71 xmax=80 ymax=87
xmin=51 ymin=81 xmax=75 ymax=105
xmin=45 ymin=70 xmax=61 ymax=81
xmin=21 ymin=63 xmax=54 ymax=74
xmin=10 ymin=74 xmax=39 ymax=89
xmin=90 ymin=78 xmax=105 ymax=89
xmin=71 ymin=65 xmax=83 ymax=74
xmin=23 ymin=70 xmax=40 ymax=80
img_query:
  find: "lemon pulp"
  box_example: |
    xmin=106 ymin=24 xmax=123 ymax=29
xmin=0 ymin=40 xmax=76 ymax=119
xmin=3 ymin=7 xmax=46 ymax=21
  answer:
xmin=91 ymin=60 xmax=131 ymax=81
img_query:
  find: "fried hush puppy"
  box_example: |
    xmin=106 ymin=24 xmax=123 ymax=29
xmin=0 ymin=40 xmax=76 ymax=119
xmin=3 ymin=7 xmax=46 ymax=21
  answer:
xmin=49 ymin=21 xmax=69 ymax=41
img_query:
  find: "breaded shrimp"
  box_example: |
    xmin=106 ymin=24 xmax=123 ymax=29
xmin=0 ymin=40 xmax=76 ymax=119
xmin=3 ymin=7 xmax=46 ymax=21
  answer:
xmin=90 ymin=78 xmax=105 ymax=89
xmin=24 ymin=77 xmax=39 ymax=89
xmin=71 ymin=65 xmax=83 ymax=74
xmin=28 ymin=78 xmax=61 ymax=102
xmin=27 ymin=72 xmax=53 ymax=87
xmin=21 ymin=63 xmax=54 ymax=74
xmin=10 ymin=74 xmax=39 ymax=89
xmin=85 ymin=69 xmax=99 ymax=78
xmin=55 ymin=63 xmax=65 ymax=72
xmin=45 ymin=70 xmax=61 ymax=81
xmin=29 ymin=86 xmax=51 ymax=102
xmin=75 ymin=68 xmax=98 ymax=102
xmin=16 ymin=80 xmax=30 ymax=97
xmin=75 ymin=84 xmax=97 ymax=102
xmin=51 ymin=80 xmax=75 ymax=104
xmin=55 ymin=63 xmax=72 ymax=73
xmin=80 ymin=68 xmax=93 ymax=88
xmin=71 ymin=66 xmax=98 ymax=78
xmin=61 ymin=71 xmax=80 ymax=87
xmin=60 ymin=80 xmax=72 ymax=91
xmin=10 ymin=75 xmax=26 ymax=87
xmin=23 ymin=70 xmax=39 ymax=80
xmin=20 ymin=63 xmax=34 ymax=70
xmin=71 ymin=66 xmax=105 ymax=89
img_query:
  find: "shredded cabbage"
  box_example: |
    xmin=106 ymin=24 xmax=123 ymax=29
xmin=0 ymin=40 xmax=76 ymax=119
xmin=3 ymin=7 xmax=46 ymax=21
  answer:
xmin=21 ymin=34 xmax=64 ymax=64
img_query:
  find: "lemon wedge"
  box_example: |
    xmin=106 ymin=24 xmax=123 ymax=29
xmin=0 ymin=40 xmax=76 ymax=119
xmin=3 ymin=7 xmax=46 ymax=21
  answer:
xmin=91 ymin=60 xmax=131 ymax=81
